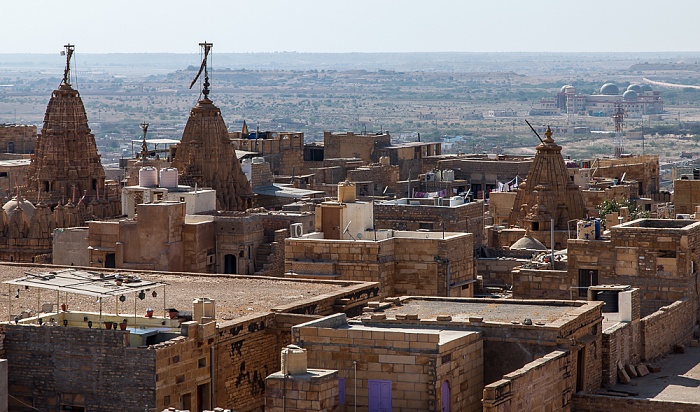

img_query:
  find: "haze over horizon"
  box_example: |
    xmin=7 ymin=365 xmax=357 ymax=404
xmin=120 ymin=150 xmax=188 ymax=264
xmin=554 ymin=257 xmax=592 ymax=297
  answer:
xmin=3 ymin=0 xmax=699 ymax=54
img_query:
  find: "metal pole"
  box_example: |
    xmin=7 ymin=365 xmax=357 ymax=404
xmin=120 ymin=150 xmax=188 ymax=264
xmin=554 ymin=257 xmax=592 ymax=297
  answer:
xmin=353 ymin=360 xmax=357 ymax=412
xmin=550 ymin=218 xmax=555 ymax=269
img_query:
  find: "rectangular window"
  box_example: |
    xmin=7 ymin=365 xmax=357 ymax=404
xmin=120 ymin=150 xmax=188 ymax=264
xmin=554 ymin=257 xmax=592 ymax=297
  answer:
xmin=659 ymin=250 xmax=676 ymax=258
xmin=578 ymin=269 xmax=598 ymax=298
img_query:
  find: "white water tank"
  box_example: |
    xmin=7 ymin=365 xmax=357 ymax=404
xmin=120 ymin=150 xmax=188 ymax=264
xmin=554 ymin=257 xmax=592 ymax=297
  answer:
xmin=442 ymin=170 xmax=455 ymax=182
xmin=138 ymin=167 xmax=158 ymax=187
xmin=159 ymin=167 xmax=178 ymax=188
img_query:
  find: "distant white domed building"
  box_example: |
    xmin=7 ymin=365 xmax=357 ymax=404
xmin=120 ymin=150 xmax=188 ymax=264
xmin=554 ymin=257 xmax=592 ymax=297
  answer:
xmin=552 ymin=82 xmax=663 ymax=118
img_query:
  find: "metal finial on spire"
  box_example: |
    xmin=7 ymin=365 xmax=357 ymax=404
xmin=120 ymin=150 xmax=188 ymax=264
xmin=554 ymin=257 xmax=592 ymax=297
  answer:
xmin=544 ymin=125 xmax=554 ymax=143
xmin=61 ymin=44 xmax=75 ymax=86
xmin=139 ymin=122 xmax=149 ymax=161
xmin=189 ymin=42 xmax=213 ymax=100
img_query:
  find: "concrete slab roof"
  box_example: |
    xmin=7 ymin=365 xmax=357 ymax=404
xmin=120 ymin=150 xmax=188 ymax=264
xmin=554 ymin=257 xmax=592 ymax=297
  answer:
xmin=380 ymin=297 xmax=592 ymax=325
xmin=0 ymin=264 xmax=375 ymax=322
xmin=253 ymin=184 xmax=324 ymax=198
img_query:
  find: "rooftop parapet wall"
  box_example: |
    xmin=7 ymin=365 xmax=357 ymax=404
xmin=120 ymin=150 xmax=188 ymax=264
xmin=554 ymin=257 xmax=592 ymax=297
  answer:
xmin=4 ymin=324 xmax=157 ymax=411
xmin=483 ymin=349 xmax=573 ymax=412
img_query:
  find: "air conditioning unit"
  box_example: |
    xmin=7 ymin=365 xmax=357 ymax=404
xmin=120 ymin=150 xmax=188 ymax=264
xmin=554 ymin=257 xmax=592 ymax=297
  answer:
xmin=290 ymin=223 xmax=304 ymax=238
xmin=206 ymin=254 xmax=216 ymax=265
xmin=425 ymin=172 xmax=437 ymax=182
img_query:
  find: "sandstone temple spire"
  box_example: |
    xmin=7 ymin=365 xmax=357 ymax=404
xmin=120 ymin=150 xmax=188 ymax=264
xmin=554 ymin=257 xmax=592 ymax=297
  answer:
xmin=26 ymin=44 xmax=107 ymax=205
xmin=171 ymin=42 xmax=253 ymax=211
xmin=508 ymin=126 xmax=585 ymax=233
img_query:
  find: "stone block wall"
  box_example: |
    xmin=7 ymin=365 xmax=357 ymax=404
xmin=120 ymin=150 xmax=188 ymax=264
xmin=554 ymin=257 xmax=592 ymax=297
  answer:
xmin=435 ymin=333 xmax=484 ymax=411
xmin=582 ymin=184 xmax=632 ymax=215
xmin=476 ymin=257 xmax=527 ymax=286
xmin=214 ymin=314 xmax=281 ymax=412
xmin=512 ymin=268 xmax=575 ymax=300
xmin=640 ymin=298 xmax=697 ymax=361
xmin=601 ymin=320 xmax=642 ymax=387
xmin=295 ymin=324 xmax=483 ymax=412
xmin=482 ymin=350 xmax=574 ymax=412
xmin=285 ymin=234 xmax=473 ymax=298
xmin=373 ymin=201 xmax=484 ymax=251
xmin=155 ymin=332 xmax=212 ymax=411
xmin=285 ymin=238 xmax=394 ymax=294
xmin=3 ymin=325 xmax=156 ymax=411
xmin=265 ymin=369 xmax=339 ymax=412
xmin=673 ymin=179 xmax=700 ymax=214
xmin=0 ymin=123 xmax=36 ymax=154
xmin=323 ymin=131 xmax=391 ymax=163
xmin=255 ymin=228 xmax=288 ymax=276
xmin=595 ymin=155 xmax=659 ymax=195
xmin=569 ymin=221 xmax=700 ymax=316
xmin=436 ymin=158 xmax=533 ymax=183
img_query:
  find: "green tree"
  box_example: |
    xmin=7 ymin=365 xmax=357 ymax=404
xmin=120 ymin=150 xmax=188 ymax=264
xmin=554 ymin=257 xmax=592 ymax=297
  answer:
xmin=598 ymin=199 xmax=650 ymax=229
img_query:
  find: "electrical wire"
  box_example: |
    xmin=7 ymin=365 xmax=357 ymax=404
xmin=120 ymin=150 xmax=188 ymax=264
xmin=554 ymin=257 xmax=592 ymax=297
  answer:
xmin=9 ymin=394 xmax=44 ymax=412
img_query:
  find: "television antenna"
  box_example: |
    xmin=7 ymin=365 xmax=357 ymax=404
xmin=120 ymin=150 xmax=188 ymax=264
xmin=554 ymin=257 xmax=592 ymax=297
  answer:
xmin=342 ymin=221 xmax=356 ymax=241
xmin=612 ymin=104 xmax=626 ymax=157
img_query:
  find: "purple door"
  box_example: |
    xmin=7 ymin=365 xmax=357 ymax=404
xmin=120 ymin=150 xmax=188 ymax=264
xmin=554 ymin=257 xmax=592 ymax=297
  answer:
xmin=368 ymin=380 xmax=392 ymax=412
xmin=441 ymin=380 xmax=450 ymax=412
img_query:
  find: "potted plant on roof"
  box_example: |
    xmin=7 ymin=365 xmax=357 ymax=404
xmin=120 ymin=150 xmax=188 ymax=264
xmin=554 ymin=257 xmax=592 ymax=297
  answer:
xmin=119 ymin=319 xmax=128 ymax=330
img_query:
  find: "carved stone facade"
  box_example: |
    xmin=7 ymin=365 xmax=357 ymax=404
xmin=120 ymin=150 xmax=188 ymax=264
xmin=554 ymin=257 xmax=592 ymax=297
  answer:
xmin=172 ymin=98 xmax=253 ymax=211
xmin=508 ymin=127 xmax=585 ymax=233
xmin=26 ymin=83 xmax=108 ymax=206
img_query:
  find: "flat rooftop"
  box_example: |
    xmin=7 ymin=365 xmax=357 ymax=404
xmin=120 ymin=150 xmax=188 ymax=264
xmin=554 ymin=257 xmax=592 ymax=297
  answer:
xmin=0 ymin=264 xmax=363 ymax=321
xmin=381 ymin=297 xmax=590 ymax=325
xmin=618 ymin=219 xmax=700 ymax=230
xmin=608 ymin=345 xmax=700 ymax=403
xmin=341 ymin=323 xmax=477 ymax=345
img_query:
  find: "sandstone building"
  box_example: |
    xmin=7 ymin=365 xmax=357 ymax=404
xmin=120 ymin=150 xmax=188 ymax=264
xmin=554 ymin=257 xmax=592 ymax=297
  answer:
xmin=0 ymin=123 xmax=36 ymax=154
xmin=285 ymin=182 xmax=476 ymax=298
xmin=171 ymin=44 xmax=253 ymax=212
xmin=291 ymin=296 xmax=603 ymax=411
xmin=0 ymin=265 xmax=379 ymax=411
xmin=25 ymin=46 xmax=111 ymax=209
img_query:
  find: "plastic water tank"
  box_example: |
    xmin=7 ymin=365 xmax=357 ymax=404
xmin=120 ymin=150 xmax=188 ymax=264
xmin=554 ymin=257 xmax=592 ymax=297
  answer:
xmin=576 ymin=220 xmax=595 ymax=240
xmin=159 ymin=167 xmax=178 ymax=188
xmin=138 ymin=167 xmax=158 ymax=187
xmin=442 ymin=170 xmax=455 ymax=182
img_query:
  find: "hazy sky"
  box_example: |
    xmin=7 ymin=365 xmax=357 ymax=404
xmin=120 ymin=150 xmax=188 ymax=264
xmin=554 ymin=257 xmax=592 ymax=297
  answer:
xmin=3 ymin=0 xmax=699 ymax=54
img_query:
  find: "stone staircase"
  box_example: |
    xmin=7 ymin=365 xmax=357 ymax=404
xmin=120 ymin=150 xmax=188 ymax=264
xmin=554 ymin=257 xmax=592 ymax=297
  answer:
xmin=254 ymin=243 xmax=272 ymax=273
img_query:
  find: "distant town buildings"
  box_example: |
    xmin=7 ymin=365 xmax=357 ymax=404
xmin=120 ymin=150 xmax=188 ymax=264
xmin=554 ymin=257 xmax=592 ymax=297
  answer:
xmin=532 ymin=83 xmax=664 ymax=117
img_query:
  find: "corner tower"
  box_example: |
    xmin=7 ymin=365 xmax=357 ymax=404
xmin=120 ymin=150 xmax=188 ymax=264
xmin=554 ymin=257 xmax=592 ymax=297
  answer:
xmin=26 ymin=44 xmax=106 ymax=204
xmin=171 ymin=42 xmax=253 ymax=211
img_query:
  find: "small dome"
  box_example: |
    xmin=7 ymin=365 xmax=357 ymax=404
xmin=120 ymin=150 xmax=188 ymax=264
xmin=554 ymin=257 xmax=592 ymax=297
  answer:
xmin=623 ymin=90 xmax=638 ymax=100
xmin=511 ymin=235 xmax=547 ymax=251
xmin=640 ymin=84 xmax=653 ymax=92
xmin=560 ymin=85 xmax=575 ymax=93
xmin=3 ymin=196 xmax=35 ymax=221
xmin=627 ymin=84 xmax=643 ymax=93
xmin=600 ymin=83 xmax=620 ymax=95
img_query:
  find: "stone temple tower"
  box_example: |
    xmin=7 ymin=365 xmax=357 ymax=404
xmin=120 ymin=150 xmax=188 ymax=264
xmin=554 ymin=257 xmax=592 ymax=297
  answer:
xmin=508 ymin=126 xmax=585 ymax=233
xmin=26 ymin=44 xmax=106 ymax=204
xmin=171 ymin=42 xmax=253 ymax=211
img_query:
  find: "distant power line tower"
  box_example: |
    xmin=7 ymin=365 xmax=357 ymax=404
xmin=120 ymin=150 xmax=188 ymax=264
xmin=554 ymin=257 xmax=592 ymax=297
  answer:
xmin=612 ymin=104 xmax=625 ymax=157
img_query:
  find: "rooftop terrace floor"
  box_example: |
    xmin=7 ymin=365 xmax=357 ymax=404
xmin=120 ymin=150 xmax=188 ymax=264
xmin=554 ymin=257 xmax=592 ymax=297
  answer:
xmin=609 ymin=345 xmax=700 ymax=403
xmin=0 ymin=264 xmax=351 ymax=321
xmin=381 ymin=298 xmax=584 ymax=324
